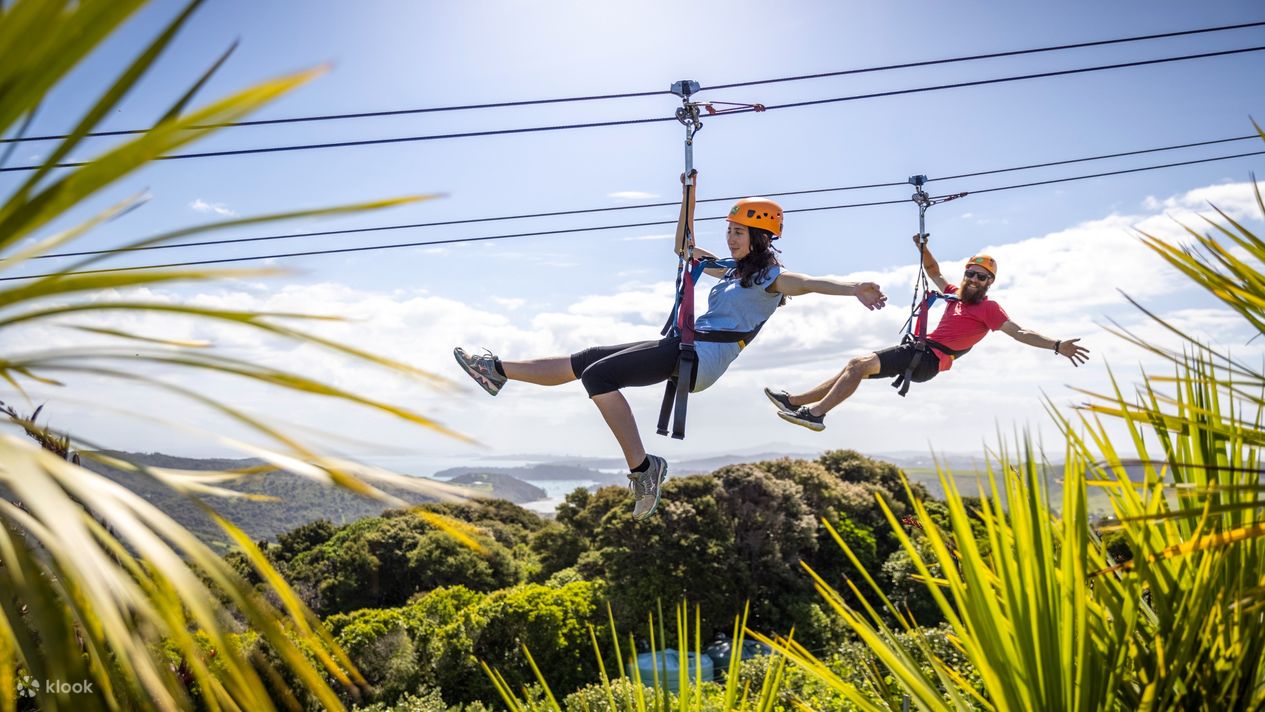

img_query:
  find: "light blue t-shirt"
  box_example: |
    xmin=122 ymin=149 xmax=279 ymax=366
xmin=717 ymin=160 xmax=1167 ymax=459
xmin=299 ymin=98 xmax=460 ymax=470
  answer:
xmin=691 ymin=265 xmax=783 ymax=392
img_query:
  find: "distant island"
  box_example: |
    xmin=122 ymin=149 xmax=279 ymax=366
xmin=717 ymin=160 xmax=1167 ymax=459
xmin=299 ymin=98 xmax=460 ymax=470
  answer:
xmin=446 ymin=471 xmax=547 ymax=502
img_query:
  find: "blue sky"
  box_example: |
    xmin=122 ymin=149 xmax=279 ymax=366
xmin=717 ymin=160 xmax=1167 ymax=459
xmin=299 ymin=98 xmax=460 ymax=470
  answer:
xmin=7 ymin=1 xmax=1265 ymax=469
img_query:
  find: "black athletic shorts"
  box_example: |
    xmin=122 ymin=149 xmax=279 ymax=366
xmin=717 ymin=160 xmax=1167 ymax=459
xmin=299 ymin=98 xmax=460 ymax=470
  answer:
xmin=869 ymin=341 xmax=942 ymax=384
xmin=569 ymin=336 xmax=696 ymax=397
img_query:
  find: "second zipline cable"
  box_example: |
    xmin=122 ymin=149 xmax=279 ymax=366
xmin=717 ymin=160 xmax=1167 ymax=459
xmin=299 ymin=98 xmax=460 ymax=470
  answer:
xmin=29 ymin=133 xmax=1263 ymax=261
xmin=8 ymin=148 xmax=1263 ymax=281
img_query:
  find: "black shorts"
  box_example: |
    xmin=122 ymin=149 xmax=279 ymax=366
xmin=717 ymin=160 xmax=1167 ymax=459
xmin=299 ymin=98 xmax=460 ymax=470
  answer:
xmin=569 ymin=336 xmax=696 ymax=397
xmin=869 ymin=341 xmax=941 ymax=384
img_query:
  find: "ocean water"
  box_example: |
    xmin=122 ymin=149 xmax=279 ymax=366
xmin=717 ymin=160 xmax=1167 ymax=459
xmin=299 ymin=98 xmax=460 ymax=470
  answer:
xmin=353 ymin=453 xmax=620 ymax=514
xmin=355 ymin=454 xmax=540 ymax=477
xmin=518 ymin=478 xmax=607 ymax=514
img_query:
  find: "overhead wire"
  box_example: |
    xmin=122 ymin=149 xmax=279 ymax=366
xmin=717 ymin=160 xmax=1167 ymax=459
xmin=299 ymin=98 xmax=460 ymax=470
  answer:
xmin=6 ymin=147 xmax=1262 ymax=282
xmin=28 ymin=133 xmax=1261 ymax=261
xmin=701 ymin=19 xmax=1265 ymax=90
xmin=2 ymin=44 xmax=1264 ymax=174
xmin=3 ymin=19 xmax=1262 ymax=145
xmin=950 ymin=149 xmax=1265 ymax=197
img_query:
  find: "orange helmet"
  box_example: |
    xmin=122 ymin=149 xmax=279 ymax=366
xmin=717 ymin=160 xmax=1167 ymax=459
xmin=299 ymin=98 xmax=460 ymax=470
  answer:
xmin=727 ymin=197 xmax=783 ymax=238
xmin=966 ymin=254 xmax=997 ymax=277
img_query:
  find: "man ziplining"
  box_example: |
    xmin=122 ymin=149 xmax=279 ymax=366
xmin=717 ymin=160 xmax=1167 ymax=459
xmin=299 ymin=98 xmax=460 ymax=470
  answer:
xmin=766 ymin=233 xmax=1091 ymax=431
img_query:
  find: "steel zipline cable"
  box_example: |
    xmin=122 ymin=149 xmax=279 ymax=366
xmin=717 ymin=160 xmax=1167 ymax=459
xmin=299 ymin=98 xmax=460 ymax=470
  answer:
xmin=2 ymin=19 xmax=1262 ymax=145
xmin=28 ymin=133 xmax=1262 ymax=261
xmin=1 ymin=44 xmax=1263 ymax=174
xmin=5 ymin=147 xmax=1262 ymax=282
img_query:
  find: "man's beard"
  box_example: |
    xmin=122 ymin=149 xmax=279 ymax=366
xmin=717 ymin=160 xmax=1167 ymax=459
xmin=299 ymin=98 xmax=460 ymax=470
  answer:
xmin=958 ymin=281 xmax=988 ymax=304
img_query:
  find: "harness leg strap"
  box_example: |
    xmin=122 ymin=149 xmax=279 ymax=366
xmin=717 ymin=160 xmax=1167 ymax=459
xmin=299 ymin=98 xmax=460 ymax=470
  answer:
xmin=671 ymin=349 xmax=696 ymax=439
xmin=656 ymin=378 xmax=676 ymax=436
xmin=892 ymin=338 xmax=925 ymax=398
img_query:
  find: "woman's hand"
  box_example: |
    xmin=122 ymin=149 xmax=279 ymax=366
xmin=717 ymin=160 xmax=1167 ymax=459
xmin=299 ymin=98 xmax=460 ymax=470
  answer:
xmin=855 ymin=282 xmax=887 ymax=310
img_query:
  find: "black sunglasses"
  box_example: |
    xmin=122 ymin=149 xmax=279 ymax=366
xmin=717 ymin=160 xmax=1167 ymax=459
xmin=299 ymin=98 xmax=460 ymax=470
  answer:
xmin=963 ymin=269 xmax=992 ymax=281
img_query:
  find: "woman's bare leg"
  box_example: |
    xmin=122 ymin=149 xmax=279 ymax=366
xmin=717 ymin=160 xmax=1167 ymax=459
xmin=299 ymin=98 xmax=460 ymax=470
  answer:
xmin=501 ymin=357 xmax=577 ymax=386
xmin=591 ymin=391 xmax=645 ymax=470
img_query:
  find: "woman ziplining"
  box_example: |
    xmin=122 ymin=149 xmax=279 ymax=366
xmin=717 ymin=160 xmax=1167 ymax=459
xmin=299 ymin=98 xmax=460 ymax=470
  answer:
xmin=453 ymin=177 xmax=886 ymax=520
xmin=454 ymin=81 xmax=883 ymax=520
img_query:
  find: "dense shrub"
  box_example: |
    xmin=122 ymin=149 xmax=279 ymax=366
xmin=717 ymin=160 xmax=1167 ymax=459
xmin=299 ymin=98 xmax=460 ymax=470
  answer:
xmin=327 ymin=581 xmax=606 ymax=706
xmin=283 ymin=512 xmax=522 ymax=615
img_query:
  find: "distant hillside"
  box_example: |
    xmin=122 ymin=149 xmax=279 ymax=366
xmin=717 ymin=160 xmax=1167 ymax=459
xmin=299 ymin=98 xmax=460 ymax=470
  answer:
xmin=62 ymin=449 xmax=1116 ymax=554
xmin=436 ymin=463 xmax=623 ymax=484
xmin=447 ymin=472 xmax=546 ymax=503
xmin=80 ymin=452 xmax=460 ymax=551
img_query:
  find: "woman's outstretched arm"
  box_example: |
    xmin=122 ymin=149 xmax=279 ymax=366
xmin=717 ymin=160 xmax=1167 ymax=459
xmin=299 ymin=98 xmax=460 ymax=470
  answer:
xmin=772 ymin=272 xmax=888 ymax=310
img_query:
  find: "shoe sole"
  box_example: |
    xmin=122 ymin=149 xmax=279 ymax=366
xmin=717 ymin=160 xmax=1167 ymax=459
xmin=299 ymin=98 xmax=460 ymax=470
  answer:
xmin=454 ymin=349 xmax=502 ymax=397
xmin=633 ymin=459 xmax=668 ymax=520
xmin=764 ymin=388 xmax=795 ymax=413
xmin=777 ymin=410 xmax=825 ymax=432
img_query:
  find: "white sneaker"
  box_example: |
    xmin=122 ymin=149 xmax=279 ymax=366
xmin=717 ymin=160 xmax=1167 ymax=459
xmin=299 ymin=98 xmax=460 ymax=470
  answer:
xmin=628 ymin=455 xmax=668 ymax=520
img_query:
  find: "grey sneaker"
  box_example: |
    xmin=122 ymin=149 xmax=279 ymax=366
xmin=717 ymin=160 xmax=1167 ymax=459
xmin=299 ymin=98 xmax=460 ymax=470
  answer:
xmin=454 ymin=347 xmax=507 ymax=396
xmin=778 ymin=405 xmax=825 ymax=432
xmin=628 ymin=455 xmax=668 ymax=520
xmin=763 ymin=387 xmax=796 ymax=413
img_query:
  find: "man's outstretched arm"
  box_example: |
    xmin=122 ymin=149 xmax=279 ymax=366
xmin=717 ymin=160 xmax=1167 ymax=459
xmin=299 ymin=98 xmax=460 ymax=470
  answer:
xmin=999 ymin=320 xmax=1090 ymax=366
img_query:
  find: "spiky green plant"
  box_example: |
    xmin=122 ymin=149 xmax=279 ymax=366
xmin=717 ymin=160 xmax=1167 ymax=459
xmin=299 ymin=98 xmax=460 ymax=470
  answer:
xmin=0 ymin=1 xmax=478 ymax=710
xmin=759 ymin=167 xmax=1265 ymax=710
xmin=484 ymin=602 xmax=793 ymax=712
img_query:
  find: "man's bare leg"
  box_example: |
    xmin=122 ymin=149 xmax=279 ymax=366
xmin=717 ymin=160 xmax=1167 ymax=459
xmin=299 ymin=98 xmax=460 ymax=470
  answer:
xmin=787 ymin=368 xmax=849 ymax=406
xmin=807 ymin=353 xmax=881 ymax=416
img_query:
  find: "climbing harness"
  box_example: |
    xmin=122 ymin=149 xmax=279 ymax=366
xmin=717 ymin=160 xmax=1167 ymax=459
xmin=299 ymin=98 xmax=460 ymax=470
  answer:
xmin=892 ymin=175 xmax=969 ymax=397
xmin=655 ymin=81 xmax=765 ymax=439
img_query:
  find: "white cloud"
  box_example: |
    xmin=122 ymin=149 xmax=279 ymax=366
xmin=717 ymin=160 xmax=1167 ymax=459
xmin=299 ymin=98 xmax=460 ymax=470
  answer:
xmin=607 ymin=191 xmax=659 ymax=200
xmin=189 ymin=198 xmax=237 ymax=217
xmin=491 ymin=297 xmax=526 ymax=310
xmin=1141 ymin=181 xmax=1259 ymax=218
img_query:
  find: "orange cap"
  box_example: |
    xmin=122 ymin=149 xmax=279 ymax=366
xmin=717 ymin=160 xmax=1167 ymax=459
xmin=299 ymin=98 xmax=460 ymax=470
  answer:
xmin=727 ymin=197 xmax=783 ymax=238
xmin=967 ymin=254 xmax=997 ymax=277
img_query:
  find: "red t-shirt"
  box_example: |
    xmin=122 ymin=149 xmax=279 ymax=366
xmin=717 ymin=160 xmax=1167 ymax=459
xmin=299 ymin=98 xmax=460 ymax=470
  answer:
xmin=926 ymin=284 xmax=1009 ymax=371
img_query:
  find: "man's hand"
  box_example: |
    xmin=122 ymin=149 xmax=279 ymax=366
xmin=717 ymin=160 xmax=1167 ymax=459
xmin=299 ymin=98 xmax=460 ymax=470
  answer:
xmin=912 ymin=232 xmax=929 ymax=247
xmin=855 ymin=282 xmax=887 ymax=311
xmin=1057 ymin=338 xmax=1090 ymax=366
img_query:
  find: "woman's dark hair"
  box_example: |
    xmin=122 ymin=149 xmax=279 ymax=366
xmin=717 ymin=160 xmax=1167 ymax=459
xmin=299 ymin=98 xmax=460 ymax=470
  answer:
xmin=733 ymin=226 xmax=782 ymax=288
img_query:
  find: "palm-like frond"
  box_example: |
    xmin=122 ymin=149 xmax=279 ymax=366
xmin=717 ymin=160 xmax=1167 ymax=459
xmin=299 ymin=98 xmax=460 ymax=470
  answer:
xmin=0 ymin=1 xmax=481 ymax=709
